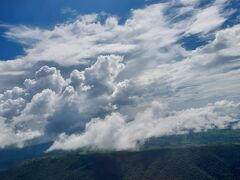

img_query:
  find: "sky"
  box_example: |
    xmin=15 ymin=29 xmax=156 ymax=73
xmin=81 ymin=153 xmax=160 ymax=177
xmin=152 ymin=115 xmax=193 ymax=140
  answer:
xmin=0 ymin=0 xmax=240 ymax=151
xmin=0 ymin=0 xmax=147 ymax=60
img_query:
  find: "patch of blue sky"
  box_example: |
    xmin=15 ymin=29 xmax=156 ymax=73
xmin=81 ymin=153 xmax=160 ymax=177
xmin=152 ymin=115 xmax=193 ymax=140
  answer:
xmin=177 ymin=0 xmax=240 ymax=50
xmin=221 ymin=0 xmax=240 ymax=28
xmin=177 ymin=34 xmax=211 ymax=50
xmin=0 ymin=28 xmax=25 ymax=60
xmin=0 ymin=0 xmax=147 ymax=60
xmin=196 ymin=0 xmax=215 ymax=8
xmin=0 ymin=0 xmax=239 ymax=59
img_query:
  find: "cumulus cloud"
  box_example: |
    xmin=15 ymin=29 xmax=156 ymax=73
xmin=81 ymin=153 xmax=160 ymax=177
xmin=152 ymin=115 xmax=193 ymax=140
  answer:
xmin=24 ymin=66 xmax=67 ymax=94
xmin=0 ymin=53 xmax=130 ymax=148
xmin=0 ymin=0 xmax=239 ymax=150
xmin=0 ymin=87 xmax=27 ymax=100
xmin=46 ymin=55 xmax=126 ymax=135
xmin=70 ymin=55 xmax=125 ymax=94
xmin=0 ymin=98 xmax=26 ymax=118
xmin=48 ymin=100 xmax=240 ymax=151
xmin=0 ymin=116 xmax=42 ymax=149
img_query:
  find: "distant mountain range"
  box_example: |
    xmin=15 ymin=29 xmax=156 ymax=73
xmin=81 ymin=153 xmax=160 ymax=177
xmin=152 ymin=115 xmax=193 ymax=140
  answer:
xmin=0 ymin=129 xmax=240 ymax=179
xmin=1 ymin=144 xmax=240 ymax=180
xmin=0 ymin=142 xmax=52 ymax=171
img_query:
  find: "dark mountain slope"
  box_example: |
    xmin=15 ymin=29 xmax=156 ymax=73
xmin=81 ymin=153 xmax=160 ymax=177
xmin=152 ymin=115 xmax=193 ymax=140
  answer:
xmin=0 ymin=142 xmax=51 ymax=171
xmin=1 ymin=129 xmax=239 ymax=171
xmin=1 ymin=144 xmax=240 ymax=180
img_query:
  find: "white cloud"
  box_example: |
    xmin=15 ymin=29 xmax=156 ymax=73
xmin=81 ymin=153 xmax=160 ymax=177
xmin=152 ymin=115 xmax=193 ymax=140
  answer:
xmin=0 ymin=54 xmax=128 ymax=148
xmin=48 ymin=100 xmax=240 ymax=151
xmin=0 ymin=117 xmax=42 ymax=149
xmin=0 ymin=98 xmax=26 ymax=118
xmin=0 ymin=87 xmax=27 ymax=100
xmin=187 ymin=5 xmax=226 ymax=34
xmin=24 ymin=66 xmax=67 ymax=94
xmin=61 ymin=8 xmax=78 ymax=17
xmin=0 ymin=0 xmax=239 ymax=150
xmin=180 ymin=0 xmax=199 ymax=6
xmin=74 ymin=55 xmax=125 ymax=93
xmin=135 ymin=24 xmax=240 ymax=105
xmin=0 ymin=88 xmax=58 ymax=149
xmin=13 ymin=89 xmax=59 ymax=131
xmin=0 ymin=1 xmax=230 ymax=96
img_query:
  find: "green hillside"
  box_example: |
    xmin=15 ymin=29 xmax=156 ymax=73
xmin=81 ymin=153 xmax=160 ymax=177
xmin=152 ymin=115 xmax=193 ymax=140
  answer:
xmin=1 ymin=129 xmax=240 ymax=172
xmin=1 ymin=144 xmax=240 ymax=180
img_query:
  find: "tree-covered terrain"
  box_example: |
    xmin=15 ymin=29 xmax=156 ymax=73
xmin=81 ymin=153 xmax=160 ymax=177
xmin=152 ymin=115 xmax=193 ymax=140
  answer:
xmin=1 ymin=144 xmax=240 ymax=180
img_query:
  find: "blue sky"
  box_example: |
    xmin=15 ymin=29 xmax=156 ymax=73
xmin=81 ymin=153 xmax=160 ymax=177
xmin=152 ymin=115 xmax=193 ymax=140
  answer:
xmin=0 ymin=0 xmax=148 ymax=59
xmin=1 ymin=0 xmax=239 ymax=59
xmin=0 ymin=0 xmax=240 ymax=151
xmin=0 ymin=0 xmax=148 ymax=26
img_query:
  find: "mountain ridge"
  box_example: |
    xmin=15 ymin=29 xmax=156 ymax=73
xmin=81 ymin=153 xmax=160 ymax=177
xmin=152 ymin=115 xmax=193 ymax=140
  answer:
xmin=1 ymin=144 xmax=240 ymax=180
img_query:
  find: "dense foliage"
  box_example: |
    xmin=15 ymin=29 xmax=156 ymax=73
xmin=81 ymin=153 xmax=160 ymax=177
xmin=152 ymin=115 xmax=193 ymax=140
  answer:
xmin=1 ymin=144 xmax=240 ymax=180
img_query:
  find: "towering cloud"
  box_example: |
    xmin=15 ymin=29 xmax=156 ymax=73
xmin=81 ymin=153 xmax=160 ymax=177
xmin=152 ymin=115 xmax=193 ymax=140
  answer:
xmin=24 ymin=66 xmax=67 ymax=94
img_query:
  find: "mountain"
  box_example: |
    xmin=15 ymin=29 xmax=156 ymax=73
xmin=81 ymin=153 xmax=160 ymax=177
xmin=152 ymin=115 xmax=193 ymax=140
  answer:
xmin=142 ymin=129 xmax=240 ymax=150
xmin=1 ymin=144 xmax=240 ymax=180
xmin=0 ymin=129 xmax=240 ymax=172
xmin=0 ymin=142 xmax=52 ymax=171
